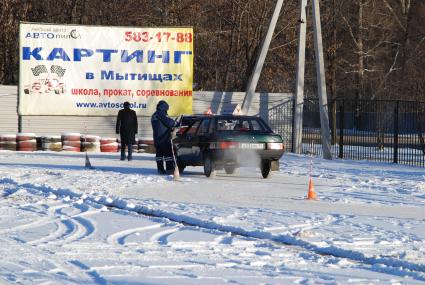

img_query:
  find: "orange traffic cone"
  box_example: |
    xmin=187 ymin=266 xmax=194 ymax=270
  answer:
xmin=204 ymin=107 xmax=213 ymax=115
xmin=307 ymin=177 xmax=317 ymax=200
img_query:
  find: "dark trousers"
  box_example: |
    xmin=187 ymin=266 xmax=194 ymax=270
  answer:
xmin=120 ymin=143 xmax=133 ymax=160
xmin=155 ymin=141 xmax=174 ymax=173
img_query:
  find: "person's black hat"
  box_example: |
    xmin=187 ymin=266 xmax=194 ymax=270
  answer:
xmin=156 ymin=100 xmax=169 ymax=111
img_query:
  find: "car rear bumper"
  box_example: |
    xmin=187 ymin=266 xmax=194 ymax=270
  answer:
xmin=212 ymin=149 xmax=284 ymax=165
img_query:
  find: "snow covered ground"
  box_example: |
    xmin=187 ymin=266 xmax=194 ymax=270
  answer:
xmin=0 ymin=150 xmax=424 ymax=284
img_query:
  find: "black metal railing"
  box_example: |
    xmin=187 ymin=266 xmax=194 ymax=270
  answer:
xmin=302 ymin=99 xmax=425 ymax=167
xmin=268 ymin=99 xmax=294 ymax=152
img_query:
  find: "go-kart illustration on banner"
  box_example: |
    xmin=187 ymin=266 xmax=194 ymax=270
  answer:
xmin=24 ymin=64 xmax=67 ymax=95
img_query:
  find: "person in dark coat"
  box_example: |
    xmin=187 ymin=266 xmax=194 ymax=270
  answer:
xmin=116 ymin=101 xmax=138 ymax=161
xmin=151 ymin=100 xmax=178 ymax=174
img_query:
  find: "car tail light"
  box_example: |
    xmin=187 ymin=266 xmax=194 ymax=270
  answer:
xmin=266 ymin=142 xmax=284 ymax=150
xmin=219 ymin=141 xmax=240 ymax=149
xmin=176 ymin=126 xmax=187 ymax=135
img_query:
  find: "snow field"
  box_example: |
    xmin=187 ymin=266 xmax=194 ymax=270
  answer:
xmin=0 ymin=151 xmax=424 ymax=284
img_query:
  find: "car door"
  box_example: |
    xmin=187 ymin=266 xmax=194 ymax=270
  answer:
xmin=176 ymin=119 xmax=201 ymax=165
xmin=193 ymin=117 xmax=212 ymax=164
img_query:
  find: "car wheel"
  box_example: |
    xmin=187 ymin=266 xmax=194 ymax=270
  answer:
xmin=261 ymin=160 xmax=272 ymax=179
xmin=203 ymin=152 xmax=216 ymax=178
xmin=224 ymin=165 xmax=236 ymax=174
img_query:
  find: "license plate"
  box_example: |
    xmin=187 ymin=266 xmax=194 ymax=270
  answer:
xmin=239 ymin=143 xmax=264 ymax=149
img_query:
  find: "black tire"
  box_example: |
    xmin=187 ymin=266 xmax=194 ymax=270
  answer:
xmin=224 ymin=165 xmax=236 ymax=174
xmin=203 ymin=152 xmax=216 ymax=178
xmin=261 ymin=160 xmax=272 ymax=179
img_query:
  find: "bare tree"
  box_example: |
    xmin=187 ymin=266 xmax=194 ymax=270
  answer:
xmin=0 ymin=0 xmax=423 ymax=101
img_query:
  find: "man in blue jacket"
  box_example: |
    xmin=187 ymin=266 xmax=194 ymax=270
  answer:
xmin=151 ymin=100 xmax=178 ymax=174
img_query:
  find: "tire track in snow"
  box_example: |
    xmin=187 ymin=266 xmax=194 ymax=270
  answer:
xmin=148 ymin=226 xmax=180 ymax=244
xmin=26 ymin=203 xmax=73 ymax=245
xmin=0 ymin=236 xmax=93 ymax=284
xmin=69 ymin=260 xmax=107 ymax=285
xmin=0 ymin=203 xmax=68 ymax=235
xmin=101 ymin=199 xmax=425 ymax=281
xmin=4 ymin=177 xmax=425 ymax=281
xmin=0 ymin=177 xmax=21 ymax=198
xmin=49 ymin=204 xmax=99 ymax=245
xmin=33 ymin=215 xmax=95 ymax=246
xmin=9 ymin=199 xmax=98 ymax=246
xmin=6 ymin=179 xmax=98 ymax=245
xmin=62 ymin=215 xmax=96 ymax=244
xmin=106 ymin=224 xmax=161 ymax=245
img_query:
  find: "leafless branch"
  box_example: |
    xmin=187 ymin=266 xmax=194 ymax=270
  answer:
xmin=371 ymin=48 xmax=401 ymax=99
xmin=382 ymin=0 xmax=406 ymax=31
xmin=340 ymin=14 xmax=359 ymax=48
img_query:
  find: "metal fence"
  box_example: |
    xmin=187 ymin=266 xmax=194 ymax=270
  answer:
xmin=268 ymin=99 xmax=294 ymax=152
xmin=302 ymin=99 xmax=425 ymax=167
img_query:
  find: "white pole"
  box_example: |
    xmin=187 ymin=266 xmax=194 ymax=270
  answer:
xmin=242 ymin=0 xmax=284 ymax=115
xmin=293 ymin=0 xmax=308 ymax=154
xmin=312 ymin=0 xmax=332 ymax=160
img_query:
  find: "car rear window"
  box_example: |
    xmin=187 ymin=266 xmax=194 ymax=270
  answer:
xmin=216 ymin=118 xmax=270 ymax=132
xmin=186 ymin=120 xmax=201 ymax=135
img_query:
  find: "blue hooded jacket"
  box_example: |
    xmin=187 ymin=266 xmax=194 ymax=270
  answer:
xmin=151 ymin=101 xmax=176 ymax=146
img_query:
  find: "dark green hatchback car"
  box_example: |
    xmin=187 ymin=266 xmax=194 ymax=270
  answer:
xmin=173 ymin=114 xmax=284 ymax=178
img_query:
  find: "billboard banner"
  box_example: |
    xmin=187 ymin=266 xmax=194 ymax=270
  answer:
xmin=19 ymin=23 xmax=193 ymax=116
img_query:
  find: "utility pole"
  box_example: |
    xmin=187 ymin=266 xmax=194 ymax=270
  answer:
xmin=242 ymin=0 xmax=332 ymax=159
xmin=293 ymin=0 xmax=332 ymax=159
xmin=312 ymin=0 xmax=332 ymax=159
xmin=293 ymin=0 xmax=308 ymax=154
xmin=242 ymin=0 xmax=283 ymax=115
